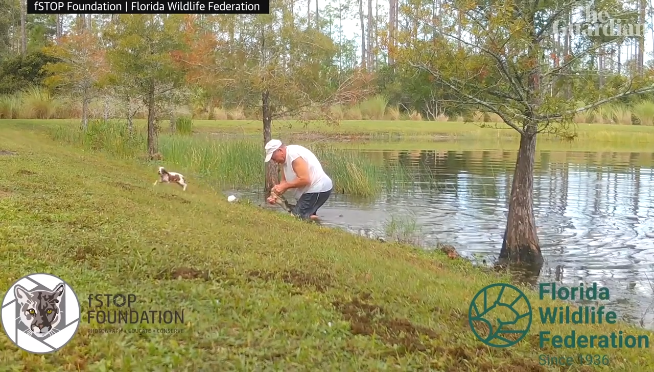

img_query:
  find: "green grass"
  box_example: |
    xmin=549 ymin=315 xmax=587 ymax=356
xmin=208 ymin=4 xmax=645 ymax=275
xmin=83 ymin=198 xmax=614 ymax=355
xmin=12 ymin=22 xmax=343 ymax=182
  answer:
xmin=174 ymin=116 xmax=193 ymax=135
xmin=2 ymin=121 xmax=654 ymax=371
xmin=383 ymin=212 xmax=423 ymax=246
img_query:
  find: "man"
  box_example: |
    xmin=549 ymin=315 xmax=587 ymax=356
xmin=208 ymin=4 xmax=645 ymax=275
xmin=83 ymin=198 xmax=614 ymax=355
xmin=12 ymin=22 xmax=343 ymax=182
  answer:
xmin=264 ymin=139 xmax=333 ymax=221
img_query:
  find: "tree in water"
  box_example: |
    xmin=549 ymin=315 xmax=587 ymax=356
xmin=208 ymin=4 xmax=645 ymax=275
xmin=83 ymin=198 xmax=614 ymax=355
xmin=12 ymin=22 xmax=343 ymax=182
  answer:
xmin=397 ymin=0 xmax=654 ymax=272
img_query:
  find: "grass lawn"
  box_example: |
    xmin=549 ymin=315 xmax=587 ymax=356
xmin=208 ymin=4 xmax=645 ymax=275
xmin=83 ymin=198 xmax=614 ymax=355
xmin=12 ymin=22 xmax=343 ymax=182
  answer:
xmin=1 ymin=124 xmax=654 ymax=370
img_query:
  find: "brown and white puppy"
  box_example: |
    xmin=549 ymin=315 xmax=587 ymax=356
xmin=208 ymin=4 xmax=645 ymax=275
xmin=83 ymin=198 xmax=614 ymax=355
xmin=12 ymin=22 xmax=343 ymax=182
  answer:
xmin=153 ymin=166 xmax=187 ymax=191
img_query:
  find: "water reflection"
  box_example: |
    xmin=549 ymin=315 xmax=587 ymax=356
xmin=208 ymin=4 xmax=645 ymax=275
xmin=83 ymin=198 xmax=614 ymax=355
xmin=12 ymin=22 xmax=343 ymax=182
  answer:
xmin=235 ymin=148 xmax=654 ymax=330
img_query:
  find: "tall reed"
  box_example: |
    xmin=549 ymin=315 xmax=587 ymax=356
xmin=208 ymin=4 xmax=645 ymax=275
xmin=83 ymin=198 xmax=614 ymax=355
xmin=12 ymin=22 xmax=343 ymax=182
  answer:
xmin=49 ymin=122 xmax=409 ymax=198
xmin=51 ymin=119 xmax=143 ymax=159
xmin=159 ymin=136 xmax=262 ymax=188
xmin=312 ymin=144 xmax=383 ymax=197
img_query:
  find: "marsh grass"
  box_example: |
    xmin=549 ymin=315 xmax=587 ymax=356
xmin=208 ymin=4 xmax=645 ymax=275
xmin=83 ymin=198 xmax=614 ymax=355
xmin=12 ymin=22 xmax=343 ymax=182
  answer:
xmin=631 ymin=101 xmax=654 ymax=126
xmin=358 ymin=94 xmax=388 ymax=120
xmin=159 ymin=135 xmax=262 ymax=188
xmin=383 ymin=212 xmax=423 ymax=246
xmin=5 ymin=87 xmax=654 ymax=128
xmin=49 ymin=121 xmax=419 ymax=197
xmin=51 ymin=119 xmax=144 ymax=159
xmin=175 ymin=116 xmax=193 ymax=135
xmin=0 ymin=94 xmax=20 ymax=119
xmin=312 ymin=145 xmax=384 ymax=197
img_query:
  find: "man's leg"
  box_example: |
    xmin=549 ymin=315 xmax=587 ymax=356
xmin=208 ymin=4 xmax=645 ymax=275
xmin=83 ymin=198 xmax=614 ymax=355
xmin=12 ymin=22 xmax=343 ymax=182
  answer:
xmin=292 ymin=189 xmax=332 ymax=220
xmin=292 ymin=192 xmax=319 ymax=220
xmin=308 ymin=188 xmax=331 ymax=216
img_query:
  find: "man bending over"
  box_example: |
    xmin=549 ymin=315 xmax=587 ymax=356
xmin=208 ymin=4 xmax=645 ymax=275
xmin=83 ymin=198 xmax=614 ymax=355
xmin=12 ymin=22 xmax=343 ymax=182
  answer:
xmin=264 ymin=139 xmax=333 ymax=220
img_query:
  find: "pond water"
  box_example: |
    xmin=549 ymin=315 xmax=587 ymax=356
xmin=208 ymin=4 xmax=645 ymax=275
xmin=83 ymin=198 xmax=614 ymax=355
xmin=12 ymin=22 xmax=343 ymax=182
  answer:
xmin=230 ymin=144 xmax=654 ymax=330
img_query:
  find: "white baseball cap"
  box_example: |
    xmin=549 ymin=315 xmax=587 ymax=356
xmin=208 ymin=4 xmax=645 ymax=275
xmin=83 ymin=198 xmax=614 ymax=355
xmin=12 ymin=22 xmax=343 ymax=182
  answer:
xmin=264 ymin=139 xmax=282 ymax=162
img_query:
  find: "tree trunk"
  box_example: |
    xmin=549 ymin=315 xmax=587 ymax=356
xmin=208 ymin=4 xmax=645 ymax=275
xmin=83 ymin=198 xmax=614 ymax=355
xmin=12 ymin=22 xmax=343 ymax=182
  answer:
xmin=307 ymin=0 xmax=311 ymax=28
xmin=147 ymin=81 xmax=158 ymax=158
xmin=499 ymin=129 xmax=542 ymax=269
xmin=597 ymin=46 xmax=605 ymax=89
xmin=367 ymin=0 xmax=373 ymax=69
xmin=638 ymin=0 xmax=645 ymax=76
xmin=56 ymin=15 xmax=63 ymax=39
xmin=103 ymin=95 xmax=109 ymax=122
xmin=170 ymin=109 xmax=176 ymax=134
xmin=262 ymin=90 xmax=277 ymax=198
xmin=81 ymin=97 xmax=89 ymax=130
xmin=20 ymin=0 xmax=26 ymax=54
xmin=388 ymin=0 xmax=395 ymax=65
xmin=359 ymin=0 xmax=366 ymax=69
xmin=500 ymin=16 xmax=544 ymax=271
xmin=374 ymin=0 xmax=378 ymax=70
xmin=127 ymin=97 xmax=134 ymax=136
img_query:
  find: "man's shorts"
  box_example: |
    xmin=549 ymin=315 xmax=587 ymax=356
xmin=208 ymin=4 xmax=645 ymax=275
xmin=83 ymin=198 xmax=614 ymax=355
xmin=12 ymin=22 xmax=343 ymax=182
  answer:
xmin=292 ymin=188 xmax=332 ymax=219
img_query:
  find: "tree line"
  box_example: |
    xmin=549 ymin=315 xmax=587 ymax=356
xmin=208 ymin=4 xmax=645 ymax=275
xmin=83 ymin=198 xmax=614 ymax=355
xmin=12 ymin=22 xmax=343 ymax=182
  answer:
xmin=2 ymin=0 xmax=654 ymax=121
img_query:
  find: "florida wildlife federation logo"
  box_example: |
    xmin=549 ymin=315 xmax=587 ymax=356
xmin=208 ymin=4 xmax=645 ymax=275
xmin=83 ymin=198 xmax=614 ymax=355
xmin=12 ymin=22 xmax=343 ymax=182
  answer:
xmin=468 ymin=283 xmax=533 ymax=347
xmin=1 ymin=273 xmax=81 ymax=354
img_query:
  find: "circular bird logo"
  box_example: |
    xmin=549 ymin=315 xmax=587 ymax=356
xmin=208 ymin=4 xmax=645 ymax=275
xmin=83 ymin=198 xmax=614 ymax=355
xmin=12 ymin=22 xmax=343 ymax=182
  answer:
xmin=468 ymin=283 xmax=532 ymax=347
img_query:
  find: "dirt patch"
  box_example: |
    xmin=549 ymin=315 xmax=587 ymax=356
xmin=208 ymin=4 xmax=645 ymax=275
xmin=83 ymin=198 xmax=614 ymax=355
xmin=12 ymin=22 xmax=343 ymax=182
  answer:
xmin=248 ymin=269 xmax=332 ymax=293
xmin=333 ymin=298 xmax=547 ymax=367
xmin=16 ymin=169 xmax=35 ymax=175
xmin=155 ymin=267 xmax=210 ymax=280
xmin=0 ymin=150 xmax=17 ymax=156
xmin=332 ymin=297 xmax=440 ymax=356
xmin=71 ymin=245 xmax=103 ymax=262
xmin=477 ymin=359 xmax=548 ymax=372
xmin=113 ymin=181 xmax=138 ymax=191
xmin=74 ymin=247 xmax=89 ymax=261
xmin=0 ymin=189 xmax=12 ymax=198
xmin=158 ymin=193 xmax=191 ymax=203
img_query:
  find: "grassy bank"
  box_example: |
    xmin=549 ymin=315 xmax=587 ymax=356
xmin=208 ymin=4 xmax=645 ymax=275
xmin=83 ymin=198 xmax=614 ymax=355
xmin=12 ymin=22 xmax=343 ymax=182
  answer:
xmin=2 ymin=121 xmax=654 ymax=370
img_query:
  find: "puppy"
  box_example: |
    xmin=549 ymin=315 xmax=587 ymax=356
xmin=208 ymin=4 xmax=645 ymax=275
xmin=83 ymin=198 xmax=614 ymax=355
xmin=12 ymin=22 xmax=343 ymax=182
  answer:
xmin=153 ymin=166 xmax=188 ymax=191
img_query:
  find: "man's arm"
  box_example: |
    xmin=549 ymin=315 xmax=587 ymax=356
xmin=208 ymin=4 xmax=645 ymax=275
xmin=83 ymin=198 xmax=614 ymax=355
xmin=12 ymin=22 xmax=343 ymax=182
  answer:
xmin=282 ymin=158 xmax=311 ymax=189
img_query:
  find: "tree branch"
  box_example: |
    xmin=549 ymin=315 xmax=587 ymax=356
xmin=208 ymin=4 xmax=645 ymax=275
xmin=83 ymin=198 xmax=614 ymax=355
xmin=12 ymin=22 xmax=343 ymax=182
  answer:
xmin=410 ymin=62 xmax=525 ymax=135
xmin=406 ymin=12 xmax=528 ymax=104
xmin=536 ymin=6 xmax=571 ymax=40
xmin=537 ymin=82 xmax=654 ymax=120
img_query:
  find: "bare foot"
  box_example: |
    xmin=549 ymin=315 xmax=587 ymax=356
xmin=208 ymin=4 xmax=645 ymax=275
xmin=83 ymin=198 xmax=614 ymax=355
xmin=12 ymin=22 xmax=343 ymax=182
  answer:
xmin=310 ymin=215 xmax=319 ymax=221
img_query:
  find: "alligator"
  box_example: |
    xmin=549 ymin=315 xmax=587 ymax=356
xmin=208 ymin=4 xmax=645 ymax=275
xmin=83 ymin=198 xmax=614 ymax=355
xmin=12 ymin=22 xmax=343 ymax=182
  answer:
xmin=269 ymin=190 xmax=296 ymax=213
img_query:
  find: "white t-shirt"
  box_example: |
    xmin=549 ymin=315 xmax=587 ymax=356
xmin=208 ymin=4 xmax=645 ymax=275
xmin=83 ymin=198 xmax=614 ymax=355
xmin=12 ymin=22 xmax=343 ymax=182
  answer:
xmin=282 ymin=145 xmax=333 ymax=197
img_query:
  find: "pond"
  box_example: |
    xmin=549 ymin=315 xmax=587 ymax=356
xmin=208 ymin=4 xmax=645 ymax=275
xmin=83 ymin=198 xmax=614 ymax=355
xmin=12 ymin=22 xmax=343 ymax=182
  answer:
xmin=229 ymin=143 xmax=654 ymax=331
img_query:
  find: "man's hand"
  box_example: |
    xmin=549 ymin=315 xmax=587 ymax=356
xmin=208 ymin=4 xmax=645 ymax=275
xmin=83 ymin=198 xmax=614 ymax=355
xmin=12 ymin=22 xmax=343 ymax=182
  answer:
xmin=266 ymin=196 xmax=276 ymax=204
xmin=272 ymin=182 xmax=288 ymax=195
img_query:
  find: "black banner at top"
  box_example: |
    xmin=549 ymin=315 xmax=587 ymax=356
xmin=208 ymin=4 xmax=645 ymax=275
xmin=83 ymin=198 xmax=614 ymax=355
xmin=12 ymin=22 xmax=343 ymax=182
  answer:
xmin=26 ymin=0 xmax=270 ymax=14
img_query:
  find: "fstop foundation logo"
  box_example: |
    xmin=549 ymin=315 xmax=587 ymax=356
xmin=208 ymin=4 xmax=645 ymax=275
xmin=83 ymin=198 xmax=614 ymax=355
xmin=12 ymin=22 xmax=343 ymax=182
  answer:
xmin=1 ymin=273 xmax=81 ymax=354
